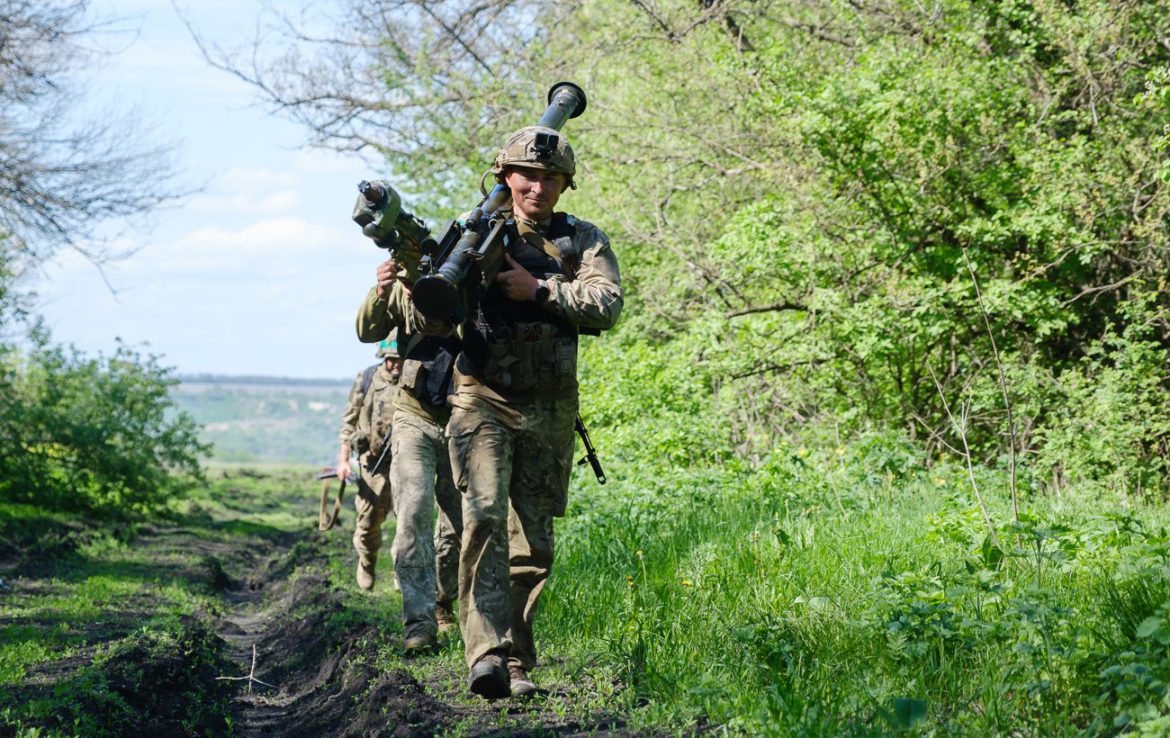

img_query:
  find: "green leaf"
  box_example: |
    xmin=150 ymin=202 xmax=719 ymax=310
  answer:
xmin=1137 ymin=616 xmax=1164 ymax=640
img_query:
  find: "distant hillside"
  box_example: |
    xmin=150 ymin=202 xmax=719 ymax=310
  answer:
xmin=178 ymin=373 xmax=353 ymax=387
xmin=173 ymin=374 xmax=362 ymax=466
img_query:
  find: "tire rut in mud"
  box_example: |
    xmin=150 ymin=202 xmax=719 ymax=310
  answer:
xmin=215 ymin=535 xmax=459 ymax=738
xmin=213 ymin=533 xmax=651 ymax=738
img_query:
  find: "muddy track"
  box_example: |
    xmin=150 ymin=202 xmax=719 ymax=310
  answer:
xmin=1 ymin=473 xmax=683 ymax=737
xmin=209 ymin=532 xmax=648 ymax=738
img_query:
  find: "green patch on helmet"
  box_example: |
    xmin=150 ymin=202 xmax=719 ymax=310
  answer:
xmin=377 ymin=327 xmax=401 ymax=358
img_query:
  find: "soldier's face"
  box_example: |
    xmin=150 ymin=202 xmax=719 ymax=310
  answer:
xmin=385 ymin=357 xmax=402 ymax=374
xmin=505 ymin=167 xmax=566 ymax=221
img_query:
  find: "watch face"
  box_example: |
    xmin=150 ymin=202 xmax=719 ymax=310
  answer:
xmin=535 ymin=284 xmax=550 ymax=304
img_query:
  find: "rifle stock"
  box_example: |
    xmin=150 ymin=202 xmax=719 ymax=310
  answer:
xmin=574 ymin=415 xmax=606 ymax=485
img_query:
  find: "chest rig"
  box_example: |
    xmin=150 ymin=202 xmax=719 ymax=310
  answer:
xmin=458 ymin=213 xmax=583 ymax=392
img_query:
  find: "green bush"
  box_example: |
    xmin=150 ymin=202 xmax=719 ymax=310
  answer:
xmin=0 ymin=329 xmax=207 ymax=516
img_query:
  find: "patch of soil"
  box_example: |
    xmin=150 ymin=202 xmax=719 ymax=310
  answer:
xmin=215 ymin=535 xmax=654 ymax=738
xmin=2 ymin=491 xmax=687 ymax=737
xmin=215 ymin=538 xmax=462 ymax=737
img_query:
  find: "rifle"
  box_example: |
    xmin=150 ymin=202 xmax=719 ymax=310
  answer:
xmin=365 ymin=425 xmax=395 ymax=476
xmin=315 ymin=466 xmax=356 ymax=531
xmin=410 ymin=82 xmax=588 ymax=324
xmin=316 ymin=421 xmax=393 ymax=532
xmin=575 ymin=415 xmax=606 ymax=485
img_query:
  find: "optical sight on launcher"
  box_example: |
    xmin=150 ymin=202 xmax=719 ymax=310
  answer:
xmin=351 ymin=179 xmax=436 ymax=282
xmin=409 ymin=82 xmax=587 ymax=324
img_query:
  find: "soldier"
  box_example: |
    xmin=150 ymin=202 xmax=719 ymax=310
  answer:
xmin=356 ymin=262 xmax=463 ymax=653
xmin=416 ymin=125 xmax=623 ymax=698
xmin=337 ymin=333 xmax=403 ymax=590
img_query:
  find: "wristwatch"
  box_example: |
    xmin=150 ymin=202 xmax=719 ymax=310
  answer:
xmin=533 ymin=280 xmax=550 ymax=305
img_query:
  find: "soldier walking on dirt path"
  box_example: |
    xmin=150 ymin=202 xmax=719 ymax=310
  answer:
xmin=356 ymin=266 xmax=463 ymax=654
xmin=413 ymin=125 xmax=623 ymax=699
xmin=338 ymin=334 xmax=403 ymax=591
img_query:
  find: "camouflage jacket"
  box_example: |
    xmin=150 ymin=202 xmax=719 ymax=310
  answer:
xmin=339 ymin=362 xmax=399 ymax=458
xmin=413 ymin=210 xmax=623 ymax=402
xmin=356 ymin=284 xmax=454 ymax=425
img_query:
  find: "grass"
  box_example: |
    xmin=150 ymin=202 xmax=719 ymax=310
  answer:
xmin=536 ymin=450 xmax=1170 ymax=736
xmin=0 ymin=466 xmax=321 ymax=737
xmin=6 ymin=453 xmax=1170 ymax=736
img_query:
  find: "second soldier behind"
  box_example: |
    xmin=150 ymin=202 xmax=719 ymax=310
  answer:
xmin=357 ymin=263 xmax=464 ymax=653
xmin=337 ymin=333 xmax=403 ymax=591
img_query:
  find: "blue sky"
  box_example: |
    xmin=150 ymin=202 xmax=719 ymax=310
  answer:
xmin=33 ymin=1 xmax=391 ymax=380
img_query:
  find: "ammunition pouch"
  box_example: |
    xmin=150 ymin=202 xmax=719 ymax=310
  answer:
xmin=399 ymin=336 xmax=459 ymax=407
xmin=465 ymin=322 xmax=575 ymax=392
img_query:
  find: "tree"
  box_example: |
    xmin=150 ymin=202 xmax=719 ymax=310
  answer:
xmin=217 ymin=0 xmax=1170 ymax=490
xmin=186 ymin=0 xmax=598 ymax=213
xmin=0 ymin=0 xmax=184 ymax=274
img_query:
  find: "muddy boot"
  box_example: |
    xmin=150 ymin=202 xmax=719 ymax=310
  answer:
xmin=435 ymin=601 xmax=456 ymax=633
xmin=356 ymin=555 xmax=376 ymax=591
xmin=468 ymin=654 xmax=510 ymax=699
xmin=508 ymin=665 xmax=536 ymax=698
xmin=403 ymin=631 xmax=437 ymax=657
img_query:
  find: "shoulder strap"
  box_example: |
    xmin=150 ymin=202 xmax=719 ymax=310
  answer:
xmin=548 ymin=212 xmax=582 ymax=278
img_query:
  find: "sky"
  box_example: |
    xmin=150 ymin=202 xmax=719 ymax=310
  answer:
xmin=32 ymin=0 xmax=392 ymax=380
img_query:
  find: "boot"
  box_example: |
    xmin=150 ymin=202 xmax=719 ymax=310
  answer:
xmin=469 ymin=654 xmax=510 ymax=699
xmin=403 ymin=632 xmax=438 ymax=656
xmin=356 ymin=555 xmax=376 ymax=591
xmin=435 ymin=601 xmax=456 ymax=633
xmin=509 ymin=664 xmax=536 ymax=698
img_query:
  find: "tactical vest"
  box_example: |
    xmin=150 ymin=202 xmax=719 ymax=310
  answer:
xmin=457 ymin=213 xmax=582 ymax=393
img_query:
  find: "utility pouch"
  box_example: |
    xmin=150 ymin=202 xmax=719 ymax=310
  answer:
xmin=400 ymin=359 xmax=427 ymax=395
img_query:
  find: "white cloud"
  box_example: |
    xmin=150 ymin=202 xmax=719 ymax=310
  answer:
xmin=31 ymin=0 xmax=392 ymax=378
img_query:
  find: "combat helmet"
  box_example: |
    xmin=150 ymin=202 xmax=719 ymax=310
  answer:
xmin=492 ymin=126 xmax=576 ymax=188
xmin=376 ymin=328 xmax=401 ymax=359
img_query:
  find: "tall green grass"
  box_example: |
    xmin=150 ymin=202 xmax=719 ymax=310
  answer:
xmin=542 ymin=447 xmax=1170 ymax=736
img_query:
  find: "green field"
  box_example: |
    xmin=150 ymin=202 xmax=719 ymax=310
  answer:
xmin=172 ymin=376 xmax=354 ymax=467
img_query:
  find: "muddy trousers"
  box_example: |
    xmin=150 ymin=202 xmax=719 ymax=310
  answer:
xmin=353 ymin=456 xmax=393 ymax=567
xmin=436 ymin=507 xmax=460 ymax=609
xmin=447 ymin=395 xmax=577 ymax=671
xmin=390 ymin=410 xmax=463 ymax=640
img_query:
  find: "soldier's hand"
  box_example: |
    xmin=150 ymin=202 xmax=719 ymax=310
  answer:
xmin=337 ymin=456 xmax=350 ymax=481
xmin=495 ymin=254 xmax=540 ymax=301
xmin=375 ymin=259 xmax=400 ymax=299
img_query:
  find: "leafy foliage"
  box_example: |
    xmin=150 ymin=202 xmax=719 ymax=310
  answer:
xmin=0 ymin=329 xmax=206 ymax=516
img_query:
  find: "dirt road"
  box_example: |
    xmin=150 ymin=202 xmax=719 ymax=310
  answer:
xmin=0 ymin=468 xmax=649 ymax=737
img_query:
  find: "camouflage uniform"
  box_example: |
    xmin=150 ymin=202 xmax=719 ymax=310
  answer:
xmin=418 ymin=211 xmax=623 ymax=674
xmin=339 ymin=361 xmax=400 ymax=580
xmin=435 ymin=508 xmax=460 ymax=611
xmin=357 ymin=284 xmax=463 ymax=646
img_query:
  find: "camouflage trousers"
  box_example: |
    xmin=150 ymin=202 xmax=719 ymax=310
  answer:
xmin=353 ymin=453 xmax=394 ymax=566
xmin=436 ymin=506 xmax=459 ymax=608
xmin=390 ymin=410 xmax=463 ymax=640
xmin=447 ymin=393 xmax=577 ymax=671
